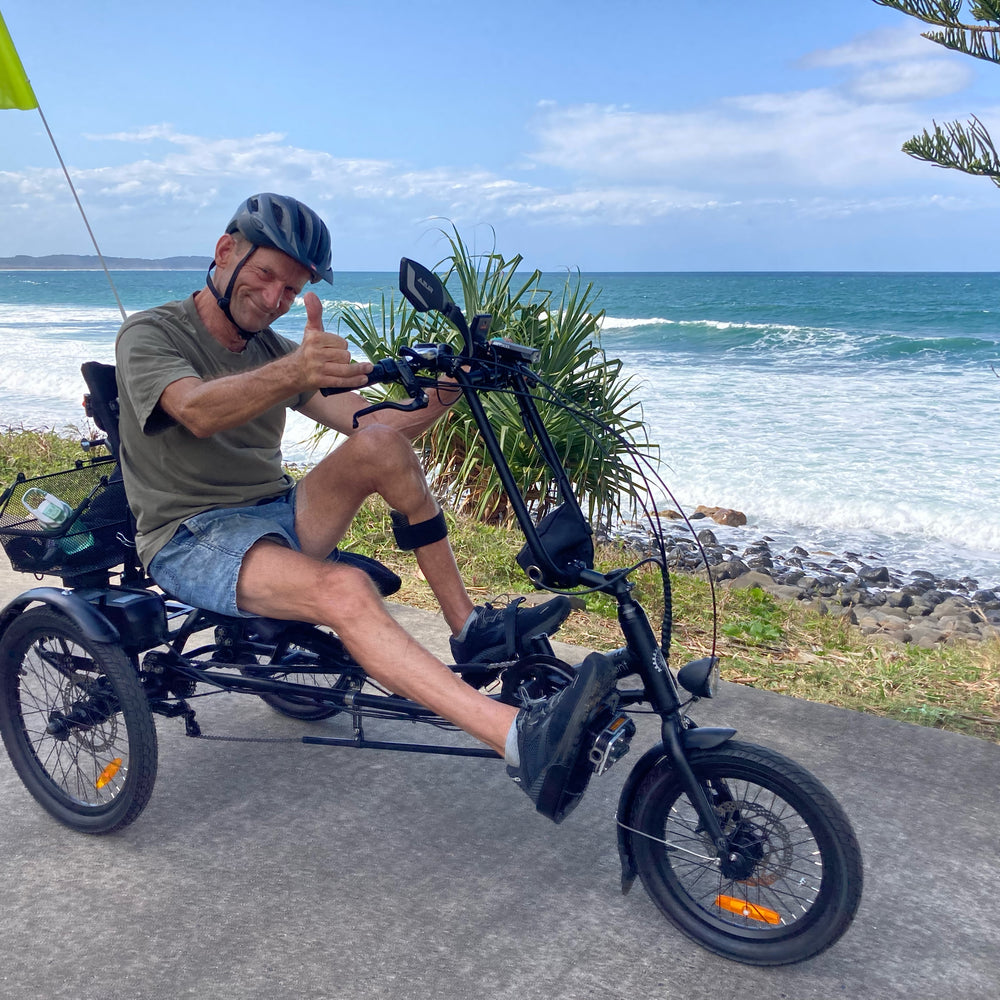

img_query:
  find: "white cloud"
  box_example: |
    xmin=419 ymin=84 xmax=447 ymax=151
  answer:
xmin=801 ymin=25 xmax=974 ymax=101
xmin=796 ymin=191 xmax=975 ymax=219
xmin=846 ymin=59 xmax=973 ymax=102
xmin=802 ymin=26 xmax=940 ymax=67
xmin=525 ymin=92 xmax=939 ymax=190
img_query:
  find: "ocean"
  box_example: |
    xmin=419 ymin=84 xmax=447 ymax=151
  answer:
xmin=2 ymin=268 xmax=998 ymax=589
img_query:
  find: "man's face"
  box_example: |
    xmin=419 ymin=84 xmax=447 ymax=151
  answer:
xmin=219 ymin=237 xmax=312 ymax=332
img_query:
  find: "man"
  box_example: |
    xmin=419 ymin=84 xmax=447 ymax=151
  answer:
xmin=115 ymin=193 xmax=617 ymax=819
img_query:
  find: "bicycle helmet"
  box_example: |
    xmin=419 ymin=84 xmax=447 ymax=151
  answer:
xmin=206 ymin=193 xmax=333 ymax=339
xmin=226 ymin=193 xmax=333 ymax=284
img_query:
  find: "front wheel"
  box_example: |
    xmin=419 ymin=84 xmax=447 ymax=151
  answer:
xmin=0 ymin=606 xmax=158 ymax=833
xmin=629 ymin=741 xmax=863 ymax=966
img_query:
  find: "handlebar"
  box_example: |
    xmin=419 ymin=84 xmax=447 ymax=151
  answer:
xmin=319 ymin=338 xmax=540 ymax=399
xmin=317 ymin=344 xmax=461 ymax=425
xmin=319 ymin=345 xmax=450 ymax=397
xmin=318 ymin=356 xmax=408 ymax=397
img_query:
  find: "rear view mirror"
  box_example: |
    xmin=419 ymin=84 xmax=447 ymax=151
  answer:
xmin=399 ymin=258 xmax=452 ymax=313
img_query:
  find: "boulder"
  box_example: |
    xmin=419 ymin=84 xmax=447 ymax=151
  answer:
xmin=912 ymin=589 xmax=948 ymax=614
xmin=934 ymin=596 xmax=976 ymax=620
xmin=724 ymin=570 xmax=779 ymax=593
xmin=857 ymin=565 xmax=891 ymax=585
xmin=885 ymin=590 xmax=913 ymax=609
xmin=713 ymin=556 xmax=750 ymax=581
xmin=693 ymin=505 xmax=748 ymax=527
xmin=908 ymin=624 xmax=946 ymax=648
xmin=713 ymin=508 xmax=747 ymax=526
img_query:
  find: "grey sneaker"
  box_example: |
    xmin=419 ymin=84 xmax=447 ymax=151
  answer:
xmin=507 ymin=651 xmax=618 ymax=823
xmin=450 ymin=596 xmax=572 ymax=664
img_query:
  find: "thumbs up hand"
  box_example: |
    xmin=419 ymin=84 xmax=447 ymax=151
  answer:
xmin=299 ymin=292 xmax=372 ymax=390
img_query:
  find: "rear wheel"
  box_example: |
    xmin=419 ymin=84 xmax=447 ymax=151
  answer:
xmin=226 ymin=625 xmax=363 ymax=722
xmin=0 ymin=606 xmax=158 ymax=833
xmin=630 ymin=741 xmax=863 ymax=965
xmin=255 ymin=644 xmax=363 ymax=721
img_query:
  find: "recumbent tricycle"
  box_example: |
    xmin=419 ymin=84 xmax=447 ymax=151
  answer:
xmin=0 ymin=258 xmax=863 ymax=966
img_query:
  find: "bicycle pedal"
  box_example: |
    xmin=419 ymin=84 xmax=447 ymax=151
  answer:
xmin=588 ymin=712 xmax=636 ymax=776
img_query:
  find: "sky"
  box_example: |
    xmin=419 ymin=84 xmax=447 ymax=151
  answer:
xmin=2 ymin=0 xmax=1000 ymax=271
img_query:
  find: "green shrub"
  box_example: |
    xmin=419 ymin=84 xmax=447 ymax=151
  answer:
xmin=327 ymin=226 xmax=655 ymax=529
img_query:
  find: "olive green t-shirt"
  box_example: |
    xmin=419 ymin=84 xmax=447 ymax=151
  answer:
xmin=115 ymin=295 xmax=312 ymax=567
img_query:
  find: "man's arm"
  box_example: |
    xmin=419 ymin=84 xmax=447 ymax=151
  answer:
xmin=160 ymin=293 xmax=372 ymax=438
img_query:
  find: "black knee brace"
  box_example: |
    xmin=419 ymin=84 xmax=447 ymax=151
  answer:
xmin=390 ymin=508 xmax=448 ymax=550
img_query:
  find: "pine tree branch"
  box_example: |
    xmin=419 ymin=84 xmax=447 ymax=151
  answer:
xmin=873 ymin=0 xmax=999 ymax=30
xmin=973 ymin=1 xmax=1000 ymax=23
xmin=877 ymin=2 xmax=1000 ymax=187
xmin=873 ymin=2 xmax=1000 ymax=64
xmin=923 ymin=25 xmax=1000 ymax=62
xmin=903 ymin=115 xmax=1000 ymax=187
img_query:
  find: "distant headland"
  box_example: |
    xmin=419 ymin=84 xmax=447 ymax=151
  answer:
xmin=0 ymin=254 xmax=211 ymax=270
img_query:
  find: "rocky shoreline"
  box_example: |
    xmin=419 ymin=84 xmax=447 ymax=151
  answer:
xmin=610 ymin=506 xmax=1000 ymax=647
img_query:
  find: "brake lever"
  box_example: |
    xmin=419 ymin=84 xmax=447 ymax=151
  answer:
xmin=350 ymin=356 xmax=429 ymax=428
xmin=351 ymin=392 xmax=429 ymax=429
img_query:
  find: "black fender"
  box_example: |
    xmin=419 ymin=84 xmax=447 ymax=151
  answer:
xmin=615 ymin=726 xmax=736 ymax=894
xmin=0 ymin=587 xmax=121 ymax=645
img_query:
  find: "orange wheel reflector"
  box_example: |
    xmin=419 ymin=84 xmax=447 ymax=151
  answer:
xmin=95 ymin=757 xmax=123 ymax=789
xmin=715 ymin=895 xmax=781 ymax=925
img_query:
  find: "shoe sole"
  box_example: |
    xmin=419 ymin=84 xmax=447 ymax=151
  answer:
xmin=530 ymin=651 xmax=618 ymax=823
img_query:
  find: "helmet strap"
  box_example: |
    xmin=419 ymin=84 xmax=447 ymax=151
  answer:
xmin=205 ymin=245 xmax=260 ymax=340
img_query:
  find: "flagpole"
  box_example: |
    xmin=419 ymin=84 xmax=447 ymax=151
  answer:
xmin=35 ymin=103 xmax=127 ymax=321
xmin=1 ymin=10 xmax=126 ymax=321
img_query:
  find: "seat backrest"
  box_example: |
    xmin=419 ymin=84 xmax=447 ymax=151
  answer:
xmin=81 ymin=361 xmax=122 ymax=460
xmin=80 ymin=361 xmax=146 ymax=584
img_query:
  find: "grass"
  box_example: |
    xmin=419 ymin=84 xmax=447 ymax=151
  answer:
xmin=4 ymin=426 xmax=998 ymax=744
xmin=0 ymin=424 xmax=92 ymax=483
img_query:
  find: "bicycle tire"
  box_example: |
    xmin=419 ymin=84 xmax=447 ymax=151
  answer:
xmin=629 ymin=741 xmax=863 ymax=966
xmin=0 ymin=606 xmax=158 ymax=833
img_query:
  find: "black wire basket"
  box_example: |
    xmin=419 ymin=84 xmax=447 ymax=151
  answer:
xmin=0 ymin=457 xmax=132 ymax=578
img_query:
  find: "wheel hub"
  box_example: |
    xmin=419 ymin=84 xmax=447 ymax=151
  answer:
xmin=715 ymin=801 xmax=793 ymax=885
xmin=44 ymin=675 xmax=119 ymax=750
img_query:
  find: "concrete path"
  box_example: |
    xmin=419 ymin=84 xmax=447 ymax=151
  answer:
xmin=0 ymin=561 xmax=997 ymax=1000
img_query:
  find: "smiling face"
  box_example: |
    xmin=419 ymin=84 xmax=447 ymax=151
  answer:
xmin=214 ymin=233 xmax=313 ymax=335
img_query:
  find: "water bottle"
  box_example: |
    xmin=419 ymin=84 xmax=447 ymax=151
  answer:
xmin=21 ymin=487 xmax=94 ymax=555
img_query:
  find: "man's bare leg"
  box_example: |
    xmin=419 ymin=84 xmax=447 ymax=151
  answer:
xmin=235 ymin=540 xmax=517 ymax=754
xmin=291 ymin=424 xmax=474 ymax=632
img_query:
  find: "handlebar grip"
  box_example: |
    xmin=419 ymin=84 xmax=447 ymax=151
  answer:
xmin=319 ymin=358 xmax=402 ymax=396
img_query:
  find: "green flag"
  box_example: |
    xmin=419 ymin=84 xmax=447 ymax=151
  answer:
xmin=0 ymin=11 xmax=37 ymax=110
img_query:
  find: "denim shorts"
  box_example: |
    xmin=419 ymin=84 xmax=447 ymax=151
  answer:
xmin=149 ymin=488 xmax=300 ymax=618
